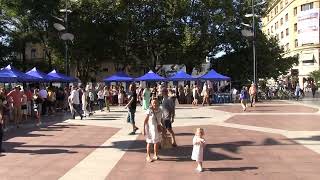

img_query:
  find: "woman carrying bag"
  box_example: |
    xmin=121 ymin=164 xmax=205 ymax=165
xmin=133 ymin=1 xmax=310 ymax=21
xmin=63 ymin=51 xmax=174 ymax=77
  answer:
xmin=143 ymin=98 xmax=164 ymax=162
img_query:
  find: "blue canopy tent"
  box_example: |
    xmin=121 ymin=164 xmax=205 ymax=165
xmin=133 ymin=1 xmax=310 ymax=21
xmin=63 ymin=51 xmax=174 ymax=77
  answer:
xmin=47 ymin=69 xmax=77 ymax=83
xmin=200 ymin=69 xmax=232 ymax=104
xmin=168 ymin=70 xmax=197 ymax=81
xmin=0 ymin=65 xmax=41 ymax=82
xmin=135 ymin=70 xmax=166 ymax=81
xmin=199 ymin=69 xmax=231 ymax=81
xmin=26 ymin=67 xmax=61 ymax=82
xmin=103 ymin=71 xmax=133 ymax=82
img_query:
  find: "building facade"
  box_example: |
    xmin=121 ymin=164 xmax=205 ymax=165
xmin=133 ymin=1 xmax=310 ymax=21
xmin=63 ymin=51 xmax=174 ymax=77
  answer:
xmin=15 ymin=42 xmax=46 ymax=63
xmin=262 ymin=0 xmax=320 ymax=86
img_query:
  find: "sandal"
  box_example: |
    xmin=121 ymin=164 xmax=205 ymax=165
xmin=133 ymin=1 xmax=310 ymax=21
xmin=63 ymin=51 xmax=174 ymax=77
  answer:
xmin=146 ymin=156 xmax=153 ymax=163
xmin=153 ymin=156 xmax=160 ymax=160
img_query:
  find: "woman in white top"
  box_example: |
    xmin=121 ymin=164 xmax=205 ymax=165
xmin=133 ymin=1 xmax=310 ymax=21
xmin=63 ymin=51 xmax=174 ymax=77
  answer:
xmin=201 ymin=83 xmax=210 ymax=106
xmin=82 ymin=88 xmax=89 ymax=117
xmin=143 ymin=99 xmax=163 ymax=162
xmin=103 ymin=86 xmax=110 ymax=112
xmin=97 ymin=88 xmax=105 ymax=111
xmin=192 ymin=85 xmax=199 ymax=106
xmin=118 ymin=86 xmax=125 ymax=106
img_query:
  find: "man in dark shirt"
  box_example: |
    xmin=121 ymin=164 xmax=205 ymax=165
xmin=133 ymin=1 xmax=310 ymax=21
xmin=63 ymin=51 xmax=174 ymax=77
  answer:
xmin=125 ymin=83 xmax=139 ymax=135
xmin=161 ymin=88 xmax=177 ymax=146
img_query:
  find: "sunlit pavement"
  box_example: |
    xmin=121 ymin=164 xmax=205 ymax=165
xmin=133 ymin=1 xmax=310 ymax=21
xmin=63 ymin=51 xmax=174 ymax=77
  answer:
xmin=1 ymin=101 xmax=320 ymax=180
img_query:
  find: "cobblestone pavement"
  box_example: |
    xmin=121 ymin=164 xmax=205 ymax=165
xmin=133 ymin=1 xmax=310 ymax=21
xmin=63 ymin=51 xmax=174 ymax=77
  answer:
xmin=1 ymin=101 xmax=320 ymax=180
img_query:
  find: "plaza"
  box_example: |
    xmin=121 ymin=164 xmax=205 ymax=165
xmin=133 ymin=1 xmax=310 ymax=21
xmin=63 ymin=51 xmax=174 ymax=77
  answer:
xmin=1 ymin=100 xmax=320 ymax=180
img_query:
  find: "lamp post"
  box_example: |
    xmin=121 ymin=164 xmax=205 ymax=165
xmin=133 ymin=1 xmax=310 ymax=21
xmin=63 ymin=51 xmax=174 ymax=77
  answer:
xmin=54 ymin=0 xmax=76 ymax=76
xmin=243 ymin=1 xmax=266 ymax=85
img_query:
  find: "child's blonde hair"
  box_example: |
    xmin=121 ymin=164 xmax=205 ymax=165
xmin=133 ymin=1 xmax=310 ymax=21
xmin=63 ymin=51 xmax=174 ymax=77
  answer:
xmin=195 ymin=128 xmax=204 ymax=136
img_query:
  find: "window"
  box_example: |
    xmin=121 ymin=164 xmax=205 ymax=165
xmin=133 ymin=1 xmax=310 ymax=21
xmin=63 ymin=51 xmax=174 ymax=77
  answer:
xmin=286 ymin=28 xmax=289 ymax=36
xmin=285 ymin=43 xmax=289 ymax=51
xmin=294 ymin=23 xmax=297 ymax=32
xmin=280 ymin=1 xmax=283 ymax=9
xmin=267 ymin=15 xmax=270 ymax=21
xmin=285 ymin=0 xmax=288 ymax=4
xmin=31 ymin=49 xmax=36 ymax=58
xmin=285 ymin=13 xmax=288 ymax=22
xmin=301 ymin=2 xmax=313 ymax=11
xmin=275 ymin=22 xmax=279 ymax=29
xmin=280 ymin=18 xmax=283 ymax=25
xmin=276 ymin=34 xmax=280 ymax=40
xmin=271 ymin=26 xmax=274 ymax=33
xmin=275 ymin=6 xmax=278 ymax=14
xmin=294 ymin=7 xmax=297 ymax=16
xmin=281 ymin=31 xmax=284 ymax=39
xmin=295 ymin=39 xmax=298 ymax=47
xmin=268 ymin=29 xmax=270 ymax=35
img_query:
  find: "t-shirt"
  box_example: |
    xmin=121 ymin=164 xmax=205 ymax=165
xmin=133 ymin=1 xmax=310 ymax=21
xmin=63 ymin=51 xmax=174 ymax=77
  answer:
xmin=7 ymin=90 xmax=23 ymax=107
xmin=39 ymin=89 xmax=48 ymax=99
xmin=161 ymin=97 xmax=175 ymax=121
xmin=128 ymin=92 xmax=137 ymax=110
xmin=70 ymin=89 xmax=80 ymax=104
xmin=240 ymin=90 xmax=248 ymax=100
xmin=97 ymin=90 xmax=104 ymax=99
xmin=89 ymin=91 xmax=95 ymax=101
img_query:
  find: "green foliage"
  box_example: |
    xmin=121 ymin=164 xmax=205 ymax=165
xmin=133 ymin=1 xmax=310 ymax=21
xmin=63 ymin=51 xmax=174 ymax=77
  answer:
xmin=1 ymin=0 xmax=297 ymax=82
xmin=212 ymin=31 xmax=298 ymax=84
xmin=309 ymin=70 xmax=320 ymax=86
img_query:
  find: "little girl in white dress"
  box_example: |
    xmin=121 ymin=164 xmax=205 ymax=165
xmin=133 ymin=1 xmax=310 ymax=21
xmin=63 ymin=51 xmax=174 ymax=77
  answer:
xmin=191 ymin=128 xmax=205 ymax=172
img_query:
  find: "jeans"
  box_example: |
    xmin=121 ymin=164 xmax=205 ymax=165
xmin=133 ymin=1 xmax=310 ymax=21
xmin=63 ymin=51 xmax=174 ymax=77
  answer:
xmin=98 ymin=99 xmax=104 ymax=110
xmin=72 ymin=104 xmax=83 ymax=119
xmin=127 ymin=108 xmax=136 ymax=124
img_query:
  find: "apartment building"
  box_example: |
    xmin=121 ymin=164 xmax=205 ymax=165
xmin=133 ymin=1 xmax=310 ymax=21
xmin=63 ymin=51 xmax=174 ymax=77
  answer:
xmin=262 ymin=0 xmax=320 ymax=86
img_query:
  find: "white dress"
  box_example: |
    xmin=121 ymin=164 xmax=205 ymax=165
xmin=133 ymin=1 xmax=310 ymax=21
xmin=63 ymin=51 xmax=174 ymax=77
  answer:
xmin=145 ymin=109 xmax=162 ymax=144
xmin=191 ymin=136 xmax=205 ymax=162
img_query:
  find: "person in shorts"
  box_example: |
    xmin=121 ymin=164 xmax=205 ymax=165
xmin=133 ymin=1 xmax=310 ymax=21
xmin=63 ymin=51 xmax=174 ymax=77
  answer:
xmin=7 ymin=86 xmax=23 ymax=128
xmin=161 ymin=87 xmax=177 ymax=146
xmin=33 ymin=89 xmax=42 ymax=126
xmin=21 ymin=90 xmax=28 ymax=122
xmin=125 ymin=83 xmax=139 ymax=135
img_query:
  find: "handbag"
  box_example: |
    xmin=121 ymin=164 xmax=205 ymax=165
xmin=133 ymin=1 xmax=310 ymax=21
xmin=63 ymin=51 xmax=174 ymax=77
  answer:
xmin=161 ymin=133 xmax=172 ymax=149
xmin=152 ymin=109 xmax=164 ymax=133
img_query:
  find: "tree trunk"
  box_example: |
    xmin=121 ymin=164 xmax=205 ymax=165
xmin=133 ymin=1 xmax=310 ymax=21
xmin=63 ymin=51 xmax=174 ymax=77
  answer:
xmin=22 ymin=41 xmax=26 ymax=71
xmin=185 ymin=63 xmax=193 ymax=75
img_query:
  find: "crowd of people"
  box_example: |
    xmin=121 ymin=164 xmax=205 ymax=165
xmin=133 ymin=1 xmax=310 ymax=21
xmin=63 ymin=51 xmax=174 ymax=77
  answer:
xmin=0 ymin=82 xmax=220 ymax=170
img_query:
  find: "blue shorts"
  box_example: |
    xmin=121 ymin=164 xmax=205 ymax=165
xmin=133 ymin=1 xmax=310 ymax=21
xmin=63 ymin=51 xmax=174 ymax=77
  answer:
xmin=127 ymin=108 xmax=136 ymax=124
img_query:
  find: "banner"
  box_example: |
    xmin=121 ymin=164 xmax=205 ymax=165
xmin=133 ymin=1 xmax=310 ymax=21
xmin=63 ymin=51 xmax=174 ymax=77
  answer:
xmin=297 ymin=8 xmax=319 ymax=45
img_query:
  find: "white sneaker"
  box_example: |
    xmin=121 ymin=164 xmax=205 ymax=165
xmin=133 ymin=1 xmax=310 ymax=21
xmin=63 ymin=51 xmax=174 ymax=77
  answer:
xmin=196 ymin=167 xmax=203 ymax=172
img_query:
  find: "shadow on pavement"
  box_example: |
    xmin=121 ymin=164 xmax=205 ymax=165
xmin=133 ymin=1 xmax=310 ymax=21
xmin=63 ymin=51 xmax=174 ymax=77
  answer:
xmin=175 ymin=117 xmax=211 ymax=119
xmin=84 ymin=118 xmax=120 ymax=121
xmin=9 ymin=148 xmax=78 ymax=155
xmin=203 ymin=166 xmax=258 ymax=172
xmin=109 ymin=139 xmax=245 ymax=162
xmin=293 ymin=136 xmax=320 ymax=141
xmin=174 ymin=132 xmax=195 ymax=136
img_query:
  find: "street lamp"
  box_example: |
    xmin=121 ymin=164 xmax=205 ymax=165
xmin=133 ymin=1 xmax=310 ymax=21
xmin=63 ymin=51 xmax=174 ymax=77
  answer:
xmin=242 ymin=0 xmax=266 ymax=85
xmin=53 ymin=0 xmax=77 ymax=76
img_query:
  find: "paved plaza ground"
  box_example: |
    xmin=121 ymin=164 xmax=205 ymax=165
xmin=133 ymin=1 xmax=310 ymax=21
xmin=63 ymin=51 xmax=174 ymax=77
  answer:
xmin=1 ymin=100 xmax=320 ymax=180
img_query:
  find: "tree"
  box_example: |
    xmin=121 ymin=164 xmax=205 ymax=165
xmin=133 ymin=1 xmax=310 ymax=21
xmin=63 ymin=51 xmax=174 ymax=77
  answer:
xmin=2 ymin=0 xmax=61 ymax=71
xmin=211 ymin=32 xmax=298 ymax=84
xmin=309 ymin=70 xmax=320 ymax=86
